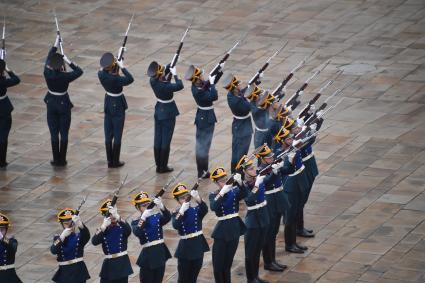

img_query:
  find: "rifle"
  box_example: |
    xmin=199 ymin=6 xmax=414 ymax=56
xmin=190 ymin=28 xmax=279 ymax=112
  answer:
xmin=207 ymin=41 xmax=239 ymax=84
xmin=247 ymin=42 xmax=287 ymax=87
xmin=164 ymin=21 xmax=192 ymax=81
xmin=1 ymin=17 xmax=5 ymax=60
xmin=54 ymin=14 xmax=64 ymax=55
xmin=297 ymin=78 xmax=335 ymax=120
xmin=175 ymin=171 xmax=208 ymax=220
xmin=75 ymin=195 xmax=88 ymax=216
xmin=285 ymin=60 xmax=330 ymax=110
xmin=273 ymin=58 xmax=306 ymax=102
xmin=105 ymin=174 xmax=128 ymax=217
xmin=117 ymin=14 xmax=134 ymax=61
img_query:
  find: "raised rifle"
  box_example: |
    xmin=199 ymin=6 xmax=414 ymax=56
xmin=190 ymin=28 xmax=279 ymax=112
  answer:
xmin=71 ymin=194 xmax=88 ymax=227
xmin=176 ymin=171 xmax=208 ymax=220
xmin=247 ymin=42 xmax=287 ymax=87
xmin=164 ymin=21 xmax=192 ymax=81
xmin=1 ymin=17 xmax=5 ymax=60
xmin=207 ymin=41 xmax=240 ymax=84
xmin=54 ymin=14 xmax=64 ymax=55
xmin=273 ymin=58 xmax=306 ymax=101
xmin=105 ymin=174 xmax=128 ymax=217
xmin=285 ymin=60 xmax=330 ymax=110
xmin=297 ymin=78 xmax=335 ymax=120
xmin=117 ymin=14 xmax=134 ymax=61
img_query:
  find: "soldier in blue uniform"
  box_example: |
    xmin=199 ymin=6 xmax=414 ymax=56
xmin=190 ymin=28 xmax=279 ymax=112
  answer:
xmin=184 ymin=65 xmax=218 ymax=178
xmin=268 ymin=102 xmax=289 ymax=152
xmin=171 ymin=183 xmax=209 ymax=283
xmin=131 ymin=192 xmax=171 ymax=283
xmin=98 ymin=52 xmax=134 ymax=168
xmin=222 ymin=74 xmax=253 ymax=173
xmin=92 ymin=200 xmax=133 ymax=283
xmin=256 ymin=144 xmax=294 ymax=272
xmin=43 ymin=35 xmax=83 ymax=167
xmin=236 ymin=155 xmax=269 ymax=283
xmin=0 ymin=212 xmax=22 ymax=283
xmin=51 ymin=208 xmax=90 ymax=283
xmin=209 ymin=167 xmax=246 ymax=283
xmin=147 ymin=61 xmax=184 ymax=173
xmin=0 ymin=60 xmax=20 ymax=168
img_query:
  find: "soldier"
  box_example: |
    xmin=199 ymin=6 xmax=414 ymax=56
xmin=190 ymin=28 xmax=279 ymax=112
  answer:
xmin=43 ymin=35 xmax=83 ymax=167
xmin=0 ymin=59 xmax=20 ymax=168
xmin=256 ymin=144 xmax=293 ymax=272
xmin=171 ymin=183 xmax=210 ymax=283
xmin=50 ymin=208 xmax=90 ymax=283
xmin=268 ymin=102 xmax=289 ymax=152
xmin=131 ymin=192 xmax=171 ymax=283
xmin=222 ymin=74 xmax=253 ymax=173
xmin=0 ymin=212 xmax=22 ymax=283
xmin=98 ymin=51 xmax=134 ymax=168
xmin=209 ymin=167 xmax=246 ymax=283
xmin=273 ymin=125 xmax=308 ymax=254
xmin=147 ymin=61 xmax=184 ymax=173
xmin=235 ymin=155 xmax=269 ymax=283
xmin=91 ymin=200 xmax=133 ymax=283
xmin=184 ymin=65 xmax=218 ymax=178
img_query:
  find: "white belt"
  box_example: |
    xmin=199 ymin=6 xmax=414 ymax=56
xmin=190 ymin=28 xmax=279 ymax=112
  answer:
xmin=289 ymin=165 xmax=305 ymax=176
xmin=197 ymin=105 xmax=214 ymax=110
xmin=157 ymin=98 xmax=174 ymax=103
xmin=180 ymin=230 xmax=203 ymax=240
xmin=0 ymin=264 xmax=15 ymax=270
xmin=58 ymin=257 xmax=84 ymax=266
xmin=142 ymin=239 xmax=164 ymax=248
xmin=302 ymin=152 xmax=314 ymax=161
xmin=105 ymin=251 xmax=128 ymax=259
xmin=255 ymin=125 xmax=268 ymax=132
xmin=247 ymin=200 xmax=267 ymax=210
xmin=0 ymin=95 xmax=8 ymax=100
xmin=265 ymin=186 xmax=283 ymax=195
xmin=217 ymin=212 xmax=239 ymax=221
xmin=233 ymin=113 xmax=251 ymax=120
xmin=49 ymin=90 xmax=67 ymax=96
xmin=106 ymin=91 xmax=123 ymax=97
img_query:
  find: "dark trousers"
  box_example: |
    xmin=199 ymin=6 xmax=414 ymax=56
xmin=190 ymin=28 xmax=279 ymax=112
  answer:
xmin=154 ymin=118 xmax=176 ymax=149
xmin=253 ymin=129 xmax=271 ymax=149
xmin=0 ymin=115 xmax=11 ymax=143
xmin=47 ymin=106 xmax=71 ymax=143
xmin=100 ymin=278 xmax=128 ymax=283
xmin=245 ymin=228 xmax=267 ymax=281
xmin=196 ymin=124 xmax=214 ymax=176
xmin=104 ymin=113 xmax=125 ymax=145
xmin=231 ymin=134 xmax=251 ymax=173
xmin=262 ymin=213 xmax=282 ymax=264
xmin=139 ymin=265 xmax=165 ymax=283
xmin=177 ymin=258 xmax=203 ymax=283
xmin=284 ymin=189 xmax=302 ymax=246
xmin=212 ymin=238 xmax=239 ymax=283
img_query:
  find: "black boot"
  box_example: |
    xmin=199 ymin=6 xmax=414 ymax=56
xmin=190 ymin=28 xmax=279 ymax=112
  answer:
xmin=264 ymin=262 xmax=284 ymax=272
xmin=50 ymin=140 xmax=60 ymax=166
xmin=110 ymin=143 xmax=125 ymax=168
xmin=106 ymin=142 xmax=113 ymax=167
xmin=271 ymin=240 xmax=287 ymax=270
xmin=285 ymin=224 xmax=304 ymax=253
xmin=154 ymin=147 xmax=161 ymax=172
xmin=58 ymin=140 xmax=68 ymax=166
xmin=297 ymin=210 xmax=315 ymax=237
xmin=158 ymin=148 xmax=173 ymax=173
xmin=0 ymin=141 xmax=8 ymax=168
xmin=196 ymin=154 xmax=203 ymax=177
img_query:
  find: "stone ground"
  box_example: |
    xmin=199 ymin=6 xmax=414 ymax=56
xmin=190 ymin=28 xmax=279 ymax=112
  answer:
xmin=0 ymin=0 xmax=425 ymax=282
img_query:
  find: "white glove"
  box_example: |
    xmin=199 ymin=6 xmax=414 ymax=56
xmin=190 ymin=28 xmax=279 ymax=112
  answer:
xmin=63 ymin=54 xmax=72 ymax=65
xmin=310 ymin=104 xmax=316 ymax=112
xmin=108 ymin=206 xmax=120 ymax=220
xmin=190 ymin=190 xmax=201 ymax=203
xmin=296 ymin=118 xmax=304 ymax=126
xmin=153 ymin=197 xmax=165 ymax=210
xmin=0 ymin=230 xmax=3 ymax=241
xmin=117 ymin=59 xmax=125 ymax=69
xmin=233 ymin=173 xmax=243 ymax=186
xmin=209 ymin=75 xmax=216 ymax=85
xmin=219 ymin=184 xmax=232 ymax=196
xmin=316 ymin=110 xmax=324 ymax=117
xmin=170 ymin=66 xmax=177 ymax=76
xmin=219 ymin=62 xmax=225 ymax=68
xmin=54 ymin=35 xmax=60 ymax=47
xmin=292 ymin=139 xmax=302 ymax=148
xmin=288 ymin=152 xmax=296 ymax=163
xmin=59 ymin=228 xmax=72 ymax=241
xmin=72 ymin=215 xmax=84 ymax=229
xmin=178 ymin=201 xmax=190 ymax=215
xmin=5 ymin=64 xmax=10 ymax=72
xmin=140 ymin=209 xmax=154 ymax=221
xmin=310 ymin=123 xmax=317 ymax=131
xmin=272 ymin=162 xmax=283 ymax=174
xmin=100 ymin=217 xmax=112 ymax=232
xmin=298 ymin=90 xmax=304 ymax=96
xmin=282 ymin=85 xmax=287 ymax=93
xmin=255 ymin=175 xmax=265 ymax=187
xmin=259 ymin=72 xmax=264 ymax=78
xmin=118 ymin=47 xmax=126 ymax=57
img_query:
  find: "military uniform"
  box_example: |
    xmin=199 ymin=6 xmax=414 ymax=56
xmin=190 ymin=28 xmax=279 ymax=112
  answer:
xmin=209 ymin=167 xmax=247 ymax=283
xmin=148 ymin=61 xmax=184 ymax=173
xmin=171 ymin=183 xmax=210 ymax=283
xmin=131 ymin=193 xmax=172 ymax=283
xmin=0 ymin=213 xmax=22 ymax=283
xmin=44 ymin=47 xmax=83 ymax=166
xmin=0 ymin=60 xmax=20 ymax=168
xmin=248 ymin=87 xmax=274 ymax=148
xmin=98 ymin=52 xmax=134 ymax=168
xmin=50 ymin=209 xmax=90 ymax=283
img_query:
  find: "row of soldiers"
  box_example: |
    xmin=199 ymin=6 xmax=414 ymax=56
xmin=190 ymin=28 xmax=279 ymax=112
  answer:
xmin=0 ymin=111 xmax=323 ymax=283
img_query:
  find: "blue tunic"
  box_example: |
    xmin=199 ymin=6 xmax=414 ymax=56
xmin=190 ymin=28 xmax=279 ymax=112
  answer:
xmin=150 ymin=76 xmax=184 ymax=120
xmin=0 ymin=238 xmax=22 ymax=283
xmin=192 ymin=84 xmax=217 ymax=128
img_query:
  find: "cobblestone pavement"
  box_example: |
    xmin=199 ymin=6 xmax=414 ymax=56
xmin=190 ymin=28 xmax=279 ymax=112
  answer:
xmin=0 ymin=0 xmax=424 ymax=282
